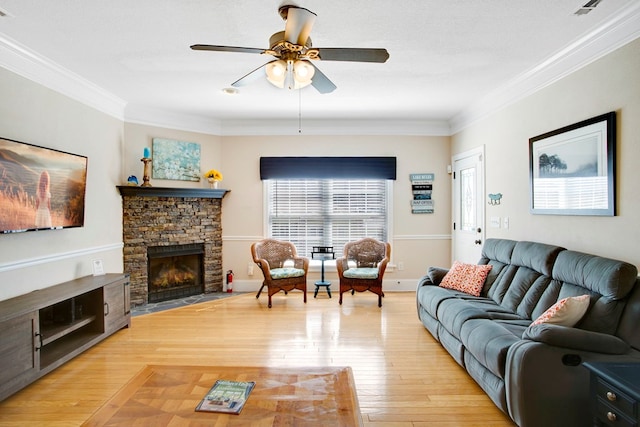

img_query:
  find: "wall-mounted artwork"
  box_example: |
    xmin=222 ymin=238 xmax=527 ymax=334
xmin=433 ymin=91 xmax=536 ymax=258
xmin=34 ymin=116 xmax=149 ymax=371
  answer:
xmin=151 ymin=138 xmax=201 ymax=182
xmin=529 ymin=112 xmax=616 ymax=216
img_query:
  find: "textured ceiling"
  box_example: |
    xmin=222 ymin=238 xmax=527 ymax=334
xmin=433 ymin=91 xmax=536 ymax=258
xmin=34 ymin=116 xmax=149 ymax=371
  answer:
xmin=0 ymin=0 xmax=638 ymax=134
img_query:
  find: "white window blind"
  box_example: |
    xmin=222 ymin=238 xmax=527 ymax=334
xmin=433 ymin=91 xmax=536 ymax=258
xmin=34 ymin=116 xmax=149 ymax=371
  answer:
xmin=267 ymin=179 xmax=389 ymax=258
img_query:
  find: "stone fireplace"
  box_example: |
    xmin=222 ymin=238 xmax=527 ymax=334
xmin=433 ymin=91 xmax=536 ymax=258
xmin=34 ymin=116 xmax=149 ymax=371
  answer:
xmin=118 ymin=186 xmax=229 ymax=306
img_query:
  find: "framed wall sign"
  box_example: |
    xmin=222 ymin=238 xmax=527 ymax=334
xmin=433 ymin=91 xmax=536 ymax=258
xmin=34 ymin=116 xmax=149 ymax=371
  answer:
xmin=529 ymin=112 xmax=616 ymax=216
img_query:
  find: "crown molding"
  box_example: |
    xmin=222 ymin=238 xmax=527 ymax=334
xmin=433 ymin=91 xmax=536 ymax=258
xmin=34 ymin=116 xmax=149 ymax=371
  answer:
xmin=0 ymin=32 xmax=126 ymax=120
xmin=2 ymin=2 xmax=639 ymax=138
xmin=218 ymin=118 xmax=451 ymax=136
xmin=124 ymin=104 xmax=222 ymax=135
xmin=450 ymin=2 xmax=640 ymax=135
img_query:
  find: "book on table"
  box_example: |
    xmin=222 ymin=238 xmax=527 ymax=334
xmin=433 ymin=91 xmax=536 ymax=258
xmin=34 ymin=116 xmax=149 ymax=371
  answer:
xmin=195 ymin=379 xmax=256 ymax=414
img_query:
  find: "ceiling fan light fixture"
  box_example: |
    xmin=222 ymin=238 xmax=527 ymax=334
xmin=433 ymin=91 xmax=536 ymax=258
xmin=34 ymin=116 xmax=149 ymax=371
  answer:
xmin=265 ymin=59 xmax=287 ymax=88
xmin=265 ymin=59 xmax=315 ymax=90
xmin=293 ymin=60 xmax=315 ymax=85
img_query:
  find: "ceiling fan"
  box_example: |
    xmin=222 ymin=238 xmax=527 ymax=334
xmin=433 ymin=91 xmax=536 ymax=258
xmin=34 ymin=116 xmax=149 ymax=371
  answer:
xmin=191 ymin=4 xmax=389 ymax=94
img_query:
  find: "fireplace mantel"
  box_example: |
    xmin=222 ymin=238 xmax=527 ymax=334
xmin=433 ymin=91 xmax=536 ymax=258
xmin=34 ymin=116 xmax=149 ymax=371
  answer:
xmin=117 ymin=186 xmax=229 ymax=198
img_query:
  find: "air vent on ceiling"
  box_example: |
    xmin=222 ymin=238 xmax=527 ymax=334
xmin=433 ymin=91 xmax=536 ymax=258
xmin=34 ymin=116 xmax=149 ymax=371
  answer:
xmin=575 ymin=0 xmax=604 ymax=16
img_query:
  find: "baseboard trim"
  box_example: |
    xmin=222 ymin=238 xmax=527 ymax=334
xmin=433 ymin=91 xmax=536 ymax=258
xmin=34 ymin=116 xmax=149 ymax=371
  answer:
xmin=232 ymin=279 xmax=417 ymax=293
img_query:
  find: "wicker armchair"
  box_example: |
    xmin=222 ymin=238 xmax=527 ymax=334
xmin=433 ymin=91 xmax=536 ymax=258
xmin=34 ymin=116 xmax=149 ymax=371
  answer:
xmin=336 ymin=238 xmax=391 ymax=307
xmin=251 ymin=239 xmax=309 ymax=308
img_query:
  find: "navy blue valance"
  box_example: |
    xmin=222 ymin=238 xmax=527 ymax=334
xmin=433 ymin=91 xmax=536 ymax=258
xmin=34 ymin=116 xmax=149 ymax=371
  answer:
xmin=260 ymin=157 xmax=397 ymax=180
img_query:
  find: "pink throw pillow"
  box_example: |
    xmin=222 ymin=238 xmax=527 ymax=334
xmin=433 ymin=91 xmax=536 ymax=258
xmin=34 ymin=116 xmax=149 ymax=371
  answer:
xmin=531 ymin=295 xmax=590 ymax=327
xmin=439 ymin=261 xmax=493 ymax=297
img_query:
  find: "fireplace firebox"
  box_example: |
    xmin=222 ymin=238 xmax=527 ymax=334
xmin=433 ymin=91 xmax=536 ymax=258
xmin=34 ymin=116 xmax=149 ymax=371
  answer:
xmin=147 ymin=243 xmax=204 ymax=303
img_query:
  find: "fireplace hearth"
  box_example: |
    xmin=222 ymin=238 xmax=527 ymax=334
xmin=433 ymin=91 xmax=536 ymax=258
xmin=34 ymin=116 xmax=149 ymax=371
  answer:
xmin=148 ymin=244 xmax=204 ymax=303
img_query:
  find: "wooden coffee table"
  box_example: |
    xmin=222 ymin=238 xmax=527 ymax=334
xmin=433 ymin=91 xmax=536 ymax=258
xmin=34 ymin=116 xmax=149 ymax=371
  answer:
xmin=83 ymin=365 xmax=362 ymax=426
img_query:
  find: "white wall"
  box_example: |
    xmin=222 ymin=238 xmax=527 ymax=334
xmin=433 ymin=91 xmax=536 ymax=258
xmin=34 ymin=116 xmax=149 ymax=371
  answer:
xmin=0 ymin=68 xmax=124 ymax=301
xmin=452 ymin=38 xmax=640 ymax=269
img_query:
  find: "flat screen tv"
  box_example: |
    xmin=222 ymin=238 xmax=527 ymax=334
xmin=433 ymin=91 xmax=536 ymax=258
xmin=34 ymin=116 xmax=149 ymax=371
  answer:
xmin=0 ymin=137 xmax=88 ymax=234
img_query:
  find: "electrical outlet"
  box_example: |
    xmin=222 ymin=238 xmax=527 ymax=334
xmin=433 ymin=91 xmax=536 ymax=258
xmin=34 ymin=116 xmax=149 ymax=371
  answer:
xmin=247 ymin=263 xmax=254 ymax=276
xmin=398 ymin=262 xmax=404 ymax=271
xmin=503 ymin=217 xmax=510 ymax=229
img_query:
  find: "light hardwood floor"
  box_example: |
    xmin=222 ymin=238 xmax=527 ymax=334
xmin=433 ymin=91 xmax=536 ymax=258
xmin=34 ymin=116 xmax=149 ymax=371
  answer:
xmin=0 ymin=291 xmax=515 ymax=426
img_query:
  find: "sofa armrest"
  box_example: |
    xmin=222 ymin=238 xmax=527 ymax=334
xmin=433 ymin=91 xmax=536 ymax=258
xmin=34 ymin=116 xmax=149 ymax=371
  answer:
xmin=523 ymin=323 xmax=630 ymax=354
xmin=426 ymin=266 xmax=449 ymax=286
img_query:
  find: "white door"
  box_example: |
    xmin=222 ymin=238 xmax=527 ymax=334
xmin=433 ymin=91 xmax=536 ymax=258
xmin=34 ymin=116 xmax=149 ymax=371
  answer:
xmin=452 ymin=147 xmax=485 ymax=263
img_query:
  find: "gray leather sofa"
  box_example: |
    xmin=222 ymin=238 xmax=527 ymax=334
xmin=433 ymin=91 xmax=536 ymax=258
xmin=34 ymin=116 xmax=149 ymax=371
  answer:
xmin=416 ymin=238 xmax=640 ymax=427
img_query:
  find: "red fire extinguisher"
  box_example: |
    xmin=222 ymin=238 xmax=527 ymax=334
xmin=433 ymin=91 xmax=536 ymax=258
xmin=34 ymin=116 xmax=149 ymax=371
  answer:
xmin=226 ymin=270 xmax=234 ymax=293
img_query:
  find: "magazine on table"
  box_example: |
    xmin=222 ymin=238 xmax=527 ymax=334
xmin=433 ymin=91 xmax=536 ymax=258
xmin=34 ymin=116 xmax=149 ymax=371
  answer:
xmin=195 ymin=379 xmax=256 ymax=414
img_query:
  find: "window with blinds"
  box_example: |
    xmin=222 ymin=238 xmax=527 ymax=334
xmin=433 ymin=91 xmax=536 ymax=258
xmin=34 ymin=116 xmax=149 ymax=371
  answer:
xmin=266 ymin=179 xmax=389 ymax=258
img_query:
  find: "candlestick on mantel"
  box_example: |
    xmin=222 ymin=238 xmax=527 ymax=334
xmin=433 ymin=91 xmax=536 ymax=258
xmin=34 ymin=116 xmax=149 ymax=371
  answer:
xmin=143 ymin=147 xmax=151 ymax=159
xmin=141 ymin=158 xmax=152 ymax=187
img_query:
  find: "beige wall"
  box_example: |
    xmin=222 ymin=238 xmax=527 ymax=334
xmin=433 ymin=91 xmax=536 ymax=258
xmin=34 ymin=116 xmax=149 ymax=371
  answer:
xmin=0 ymin=68 xmax=124 ymax=301
xmin=3 ymin=37 xmax=637 ymax=302
xmin=122 ymin=123 xmax=222 ymax=188
xmin=219 ymin=135 xmax=452 ymax=288
xmin=452 ymin=38 xmax=640 ymax=269
xmin=121 ymin=132 xmax=453 ymax=289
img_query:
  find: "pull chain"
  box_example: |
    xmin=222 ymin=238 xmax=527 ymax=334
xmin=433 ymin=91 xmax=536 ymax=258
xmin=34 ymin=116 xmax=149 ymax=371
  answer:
xmin=298 ymin=89 xmax=302 ymax=134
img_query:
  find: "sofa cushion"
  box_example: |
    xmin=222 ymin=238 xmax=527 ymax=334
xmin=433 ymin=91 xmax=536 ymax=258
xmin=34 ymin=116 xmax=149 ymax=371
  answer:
xmin=480 ymin=238 xmax=517 ymax=265
xmin=436 ymin=297 xmax=494 ymax=336
xmin=417 ymin=285 xmax=457 ymax=317
xmin=531 ymin=295 xmax=590 ymax=327
xmin=439 ymin=261 xmax=493 ymax=296
xmin=511 ymin=241 xmax=564 ymax=277
xmin=436 ymin=296 xmax=525 ymax=337
xmin=553 ymin=251 xmax=637 ymax=298
xmin=460 ymin=318 xmax=527 ymax=379
xmin=485 ymin=241 xmax=565 ymax=320
xmin=552 ymin=251 xmax=638 ymax=334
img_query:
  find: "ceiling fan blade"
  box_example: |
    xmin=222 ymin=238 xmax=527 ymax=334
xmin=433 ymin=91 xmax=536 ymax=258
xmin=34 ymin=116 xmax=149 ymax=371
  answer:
xmin=231 ymin=62 xmax=269 ymax=87
xmin=308 ymin=62 xmax=337 ymax=94
xmin=316 ymin=48 xmax=389 ymax=63
xmin=284 ymin=6 xmax=316 ymax=45
xmin=191 ymin=44 xmax=265 ymax=55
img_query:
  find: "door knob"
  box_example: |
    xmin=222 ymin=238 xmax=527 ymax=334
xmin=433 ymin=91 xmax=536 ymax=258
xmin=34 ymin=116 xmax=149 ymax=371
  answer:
xmin=475 ymin=240 xmax=482 ymax=245
xmin=476 ymin=227 xmax=482 ymax=233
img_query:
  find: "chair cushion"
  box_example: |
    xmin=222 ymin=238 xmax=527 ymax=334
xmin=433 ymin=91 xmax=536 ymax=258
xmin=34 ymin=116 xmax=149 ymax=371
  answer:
xmin=344 ymin=267 xmax=379 ymax=279
xmin=270 ymin=267 xmax=305 ymax=279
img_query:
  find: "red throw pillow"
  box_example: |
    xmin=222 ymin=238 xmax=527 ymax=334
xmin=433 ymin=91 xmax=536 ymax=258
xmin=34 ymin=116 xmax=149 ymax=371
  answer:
xmin=439 ymin=261 xmax=493 ymax=297
xmin=531 ymin=295 xmax=590 ymax=327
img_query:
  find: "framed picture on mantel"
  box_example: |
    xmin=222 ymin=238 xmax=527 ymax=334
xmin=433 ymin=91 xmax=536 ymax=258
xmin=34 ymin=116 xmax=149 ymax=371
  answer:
xmin=529 ymin=112 xmax=616 ymax=216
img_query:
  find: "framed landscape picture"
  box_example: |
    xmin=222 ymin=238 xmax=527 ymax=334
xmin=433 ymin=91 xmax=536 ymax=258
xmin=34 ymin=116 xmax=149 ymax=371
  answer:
xmin=151 ymin=138 xmax=201 ymax=181
xmin=529 ymin=112 xmax=616 ymax=216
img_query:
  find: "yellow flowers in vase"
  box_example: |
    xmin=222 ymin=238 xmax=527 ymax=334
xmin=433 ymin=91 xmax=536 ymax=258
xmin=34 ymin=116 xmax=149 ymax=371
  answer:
xmin=203 ymin=169 xmax=223 ymax=189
